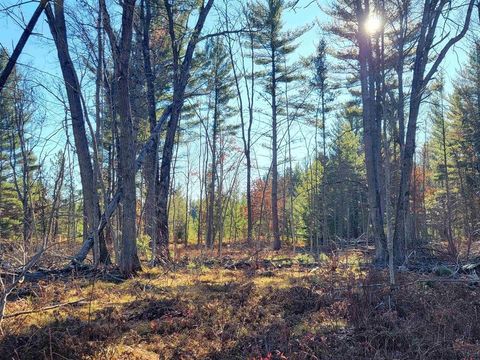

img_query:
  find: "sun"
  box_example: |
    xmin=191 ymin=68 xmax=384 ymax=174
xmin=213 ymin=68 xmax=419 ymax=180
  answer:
xmin=364 ymin=12 xmax=383 ymax=35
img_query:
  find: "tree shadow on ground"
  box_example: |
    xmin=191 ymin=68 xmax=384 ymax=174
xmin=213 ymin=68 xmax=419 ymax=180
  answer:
xmin=207 ymin=269 xmax=480 ymax=360
xmin=0 ymin=296 xmax=182 ymax=360
xmin=3 ymin=262 xmax=480 ymax=360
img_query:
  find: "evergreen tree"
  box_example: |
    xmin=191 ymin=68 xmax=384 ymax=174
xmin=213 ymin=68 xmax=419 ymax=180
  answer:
xmin=0 ymin=50 xmax=37 ymax=245
xmin=294 ymin=119 xmax=367 ymax=247
xmin=311 ymin=38 xmax=333 ymax=246
xmin=0 ymin=50 xmax=21 ymax=239
xmin=203 ymin=38 xmax=236 ymax=249
xmin=327 ymin=120 xmax=367 ymax=240
xmin=428 ymin=75 xmax=457 ymax=255
xmin=447 ymin=41 xmax=480 ymax=253
xmin=294 ymin=159 xmax=323 ymax=248
xmin=249 ymin=0 xmax=304 ymax=250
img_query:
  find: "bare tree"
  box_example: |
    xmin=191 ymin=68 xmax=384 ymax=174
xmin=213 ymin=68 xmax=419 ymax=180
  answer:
xmin=224 ymin=1 xmax=255 ymax=246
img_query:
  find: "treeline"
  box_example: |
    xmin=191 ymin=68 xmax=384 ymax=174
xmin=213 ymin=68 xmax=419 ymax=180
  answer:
xmin=0 ymin=0 xmax=479 ymax=276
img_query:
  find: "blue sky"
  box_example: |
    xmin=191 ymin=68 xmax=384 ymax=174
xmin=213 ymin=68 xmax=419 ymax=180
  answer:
xmin=0 ymin=0 xmax=323 ymax=187
xmin=0 ymin=0 xmax=475 ymax=196
xmin=1 ymin=1 xmax=55 ymax=81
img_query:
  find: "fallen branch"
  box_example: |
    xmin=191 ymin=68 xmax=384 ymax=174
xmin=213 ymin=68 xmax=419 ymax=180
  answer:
xmin=3 ymin=298 xmax=87 ymax=319
xmin=0 ymin=249 xmax=45 ymax=330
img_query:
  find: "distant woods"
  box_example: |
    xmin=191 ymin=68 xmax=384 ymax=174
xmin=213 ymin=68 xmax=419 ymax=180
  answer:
xmin=0 ymin=0 xmax=479 ymax=276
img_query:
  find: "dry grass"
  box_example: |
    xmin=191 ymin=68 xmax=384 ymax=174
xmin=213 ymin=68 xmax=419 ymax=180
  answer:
xmin=1 ymin=246 xmax=480 ymax=359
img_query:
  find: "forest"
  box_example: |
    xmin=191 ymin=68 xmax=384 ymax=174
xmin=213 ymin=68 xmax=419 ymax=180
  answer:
xmin=0 ymin=0 xmax=480 ymax=358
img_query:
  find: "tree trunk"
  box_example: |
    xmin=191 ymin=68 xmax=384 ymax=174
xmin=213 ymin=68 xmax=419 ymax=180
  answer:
xmin=45 ymin=1 xmax=110 ymax=265
xmin=271 ymin=47 xmax=281 ymax=251
xmin=197 ymin=126 xmax=204 ymax=246
xmin=140 ymin=0 xmax=159 ymax=258
xmin=98 ymin=0 xmax=140 ymax=274
xmin=354 ymin=4 xmax=386 ymax=264
xmin=206 ymin=90 xmax=218 ymax=249
xmin=157 ymin=102 xmax=179 ymax=259
xmin=438 ymin=86 xmax=456 ymax=256
xmin=226 ymin=25 xmax=254 ymax=246
xmin=184 ymin=145 xmax=191 ymax=247
xmin=111 ymin=0 xmax=141 ymax=275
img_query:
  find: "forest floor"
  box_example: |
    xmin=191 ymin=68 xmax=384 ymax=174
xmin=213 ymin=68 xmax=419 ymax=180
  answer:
xmin=1 ymin=244 xmax=480 ymax=360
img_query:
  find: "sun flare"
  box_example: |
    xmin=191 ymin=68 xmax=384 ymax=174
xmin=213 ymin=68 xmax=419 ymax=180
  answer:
xmin=364 ymin=12 xmax=383 ymax=35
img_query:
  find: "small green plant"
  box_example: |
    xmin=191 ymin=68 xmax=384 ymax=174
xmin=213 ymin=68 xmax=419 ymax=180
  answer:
xmin=137 ymin=234 xmax=152 ymax=259
xmin=433 ymin=265 xmax=454 ymax=277
xmin=318 ymin=253 xmax=330 ymax=263
xmin=294 ymin=253 xmax=316 ymax=265
xmin=186 ymin=260 xmax=209 ymax=274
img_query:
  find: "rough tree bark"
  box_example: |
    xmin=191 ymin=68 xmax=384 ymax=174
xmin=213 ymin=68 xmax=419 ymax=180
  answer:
xmin=140 ymin=0 xmax=160 ymax=259
xmin=100 ymin=0 xmax=141 ymax=275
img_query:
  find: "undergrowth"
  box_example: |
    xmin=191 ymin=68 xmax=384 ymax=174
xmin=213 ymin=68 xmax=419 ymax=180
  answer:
xmin=1 ymin=248 xmax=480 ymax=359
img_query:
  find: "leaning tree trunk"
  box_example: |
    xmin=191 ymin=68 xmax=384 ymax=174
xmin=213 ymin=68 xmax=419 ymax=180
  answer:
xmin=157 ymin=100 xmax=181 ymax=260
xmin=156 ymin=0 xmax=215 ymax=262
xmin=0 ymin=0 xmax=49 ymax=92
xmin=392 ymin=0 xmax=475 ymax=265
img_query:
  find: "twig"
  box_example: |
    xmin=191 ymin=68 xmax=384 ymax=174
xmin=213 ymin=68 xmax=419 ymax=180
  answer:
xmin=3 ymin=298 xmax=86 ymax=319
xmin=0 ymin=248 xmax=45 ymax=332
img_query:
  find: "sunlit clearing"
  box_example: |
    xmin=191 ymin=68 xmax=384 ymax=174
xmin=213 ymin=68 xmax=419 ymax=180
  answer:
xmin=364 ymin=12 xmax=383 ymax=35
